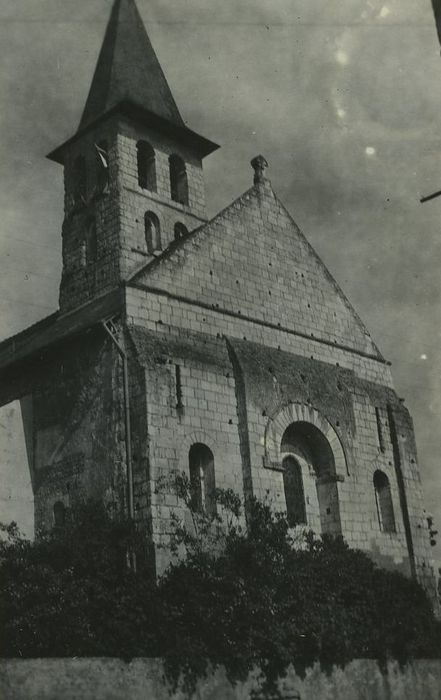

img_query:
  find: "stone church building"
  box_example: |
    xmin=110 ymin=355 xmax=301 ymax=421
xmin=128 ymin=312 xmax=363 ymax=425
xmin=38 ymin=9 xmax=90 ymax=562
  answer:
xmin=0 ymin=0 xmax=437 ymax=599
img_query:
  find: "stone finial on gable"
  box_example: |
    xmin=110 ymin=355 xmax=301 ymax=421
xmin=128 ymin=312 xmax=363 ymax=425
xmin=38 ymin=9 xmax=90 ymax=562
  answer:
xmin=251 ymin=155 xmax=269 ymax=185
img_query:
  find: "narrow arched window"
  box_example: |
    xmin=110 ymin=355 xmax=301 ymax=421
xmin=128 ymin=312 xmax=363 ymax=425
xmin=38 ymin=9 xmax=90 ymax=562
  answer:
xmin=53 ymin=501 xmax=66 ymax=527
xmin=144 ymin=212 xmax=161 ymax=254
xmin=86 ymin=218 xmax=97 ymax=264
xmin=282 ymin=456 xmax=307 ymax=527
xmin=189 ymin=443 xmax=216 ymax=517
xmin=74 ymin=155 xmax=87 ymax=204
xmin=137 ymin=141 xmax=156 ymax=191
xmin=169 ymin=154 xmax=189 ymax=205
xmin=174 ymin=222 xmax=188 ymax=241
xmin=374 ymin=470 xmax=396 ymax=533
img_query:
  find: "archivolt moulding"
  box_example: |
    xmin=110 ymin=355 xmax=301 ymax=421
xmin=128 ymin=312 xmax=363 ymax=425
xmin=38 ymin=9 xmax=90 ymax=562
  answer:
xmin=263 ymin=402 xmax=348 ymax=477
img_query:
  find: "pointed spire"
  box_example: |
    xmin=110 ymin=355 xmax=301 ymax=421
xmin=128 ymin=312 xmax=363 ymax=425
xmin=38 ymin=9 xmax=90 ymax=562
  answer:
xmin=47 ymin=0 xmax=219 ymax=164
xmin=79 ymin=0 xmax=184 ymax=131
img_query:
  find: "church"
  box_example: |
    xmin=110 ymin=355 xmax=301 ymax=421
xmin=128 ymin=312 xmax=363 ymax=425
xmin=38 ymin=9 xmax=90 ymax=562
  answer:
xmin=0 ymin=0 xmax=437 ymax=601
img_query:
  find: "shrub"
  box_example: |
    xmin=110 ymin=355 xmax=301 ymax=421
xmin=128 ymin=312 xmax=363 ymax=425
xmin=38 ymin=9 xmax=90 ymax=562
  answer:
xmin=1 ymin=485 xmax=440 ymax=695
xmin=157 ymin=492 xmax=441 ymax=691
xmin=0 ymin=503 xmax=158 ymax=659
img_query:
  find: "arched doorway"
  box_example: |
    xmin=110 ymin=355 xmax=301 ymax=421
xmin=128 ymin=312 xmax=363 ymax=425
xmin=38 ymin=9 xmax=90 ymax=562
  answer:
xmin=281 ymin=421 xmax=342 ymax=535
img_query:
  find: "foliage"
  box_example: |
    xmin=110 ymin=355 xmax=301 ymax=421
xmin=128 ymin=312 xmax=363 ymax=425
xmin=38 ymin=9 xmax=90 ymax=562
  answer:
xmin=156 ymin=471 xmax=243 ymax=558
xmin=1 ymin=482 xmax=440 ymax=696
xmin=156 ymin=484 xmax=441 ymax=692
xmin=0 ymin=503 xmax=159 ymax=659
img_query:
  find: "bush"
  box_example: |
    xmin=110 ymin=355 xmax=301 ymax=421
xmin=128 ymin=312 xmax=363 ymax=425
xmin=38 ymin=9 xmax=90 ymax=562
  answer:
xmin=157 ymin=491 xmax=440 ymax=690
xmin=1 ymin=484 xmax=440 ymax=695
xmin=0 ymin=503 xmax=158 ymax=659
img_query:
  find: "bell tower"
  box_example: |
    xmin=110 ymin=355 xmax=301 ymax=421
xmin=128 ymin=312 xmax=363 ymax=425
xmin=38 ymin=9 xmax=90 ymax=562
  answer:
xmin=48 ymin=0 xmax=218 ymax=313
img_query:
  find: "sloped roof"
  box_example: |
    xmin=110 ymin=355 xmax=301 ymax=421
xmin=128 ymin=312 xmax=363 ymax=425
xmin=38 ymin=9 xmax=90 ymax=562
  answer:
xmin=48 ymin=0 xmax=219 ymax=163
xmin=0 ymin=289 xmax=122 ymax=371
xmin=79 ymin=0 xmax=183 ymax=131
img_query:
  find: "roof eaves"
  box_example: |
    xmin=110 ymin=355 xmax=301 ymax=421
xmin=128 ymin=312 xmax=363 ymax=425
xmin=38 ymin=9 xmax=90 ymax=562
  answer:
xmin=0 ymin=288 xmax=123 ymax=371
xmin=47 ymin=101 xmax=219 ymax=165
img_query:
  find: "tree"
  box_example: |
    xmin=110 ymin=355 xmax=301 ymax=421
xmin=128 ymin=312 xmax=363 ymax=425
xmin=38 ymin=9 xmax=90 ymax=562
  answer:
xmin=1 ymin=481 xmax=440 ymax=697
xmin=0 ymin=503 xmax=158 ymax=659
xmin=156 ymin=474 xmax=441 ymax=692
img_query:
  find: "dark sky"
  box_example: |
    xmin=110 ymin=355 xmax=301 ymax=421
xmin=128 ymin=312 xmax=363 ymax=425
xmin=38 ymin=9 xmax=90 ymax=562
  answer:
xmin=1 ymin=0 xmax=441 ymax=562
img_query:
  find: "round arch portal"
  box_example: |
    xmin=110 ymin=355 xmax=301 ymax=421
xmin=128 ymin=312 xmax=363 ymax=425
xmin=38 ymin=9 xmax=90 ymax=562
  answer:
xmin=264 ymin=403 xmax=347 ymax=536
xmin=264 ymin=403 xmax=348 ymax=477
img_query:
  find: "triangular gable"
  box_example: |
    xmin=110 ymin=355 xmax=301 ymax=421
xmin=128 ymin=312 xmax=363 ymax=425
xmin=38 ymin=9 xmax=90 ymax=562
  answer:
xmin=128 ymin=183 xmax=383 ymax=360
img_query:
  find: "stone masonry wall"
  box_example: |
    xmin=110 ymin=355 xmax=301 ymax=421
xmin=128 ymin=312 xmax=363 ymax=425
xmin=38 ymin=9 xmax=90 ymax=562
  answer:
xmin=124 ymin=317 xmax=435 ymax=595
xmin=122 ymin=179 xmax=436 ymax=597
xmin=3 ymin=657 xmax=441 ymax=700
xmin=127 ymin=326 xmax=243 ymax=575
xmin=125 ymin=285 xmax=392 ymax=386
xmin=228 ymin=338 xmax=416 ymax=578
xmin=58 ymin=114 xmax=209 ymax=313
xmin=0 ymin=398 xmax=34 ymax=539
xmin=389 ymin=404 xmax=438 ymax=601
xmin=0 ymin=330 xmax=126 ymax=533
xmin=116 ymin=118 xmax=208 ymax=281
xmin=59 ymin=116 xmax=122 ymax=312
xmin=131 ymin=181 xmax=382 ymax=359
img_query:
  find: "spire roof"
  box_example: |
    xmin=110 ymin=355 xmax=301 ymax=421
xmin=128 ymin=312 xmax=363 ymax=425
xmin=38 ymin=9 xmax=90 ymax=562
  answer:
xmin=47 ymin=0 xmax=219 ymax=164
xmin=79 ymin=0 xmax=184 ymax=131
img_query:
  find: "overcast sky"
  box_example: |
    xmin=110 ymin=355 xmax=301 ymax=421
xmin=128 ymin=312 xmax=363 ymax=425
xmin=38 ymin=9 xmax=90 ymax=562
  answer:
xmin=1 ymin=0 xmax=441 ymax=562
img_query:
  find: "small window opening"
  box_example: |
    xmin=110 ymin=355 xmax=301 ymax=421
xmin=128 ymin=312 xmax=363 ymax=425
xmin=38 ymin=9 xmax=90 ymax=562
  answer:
xmin=189 ymin=443 xmax=216 ymax=517
xmin=144 ymin=212 xmax=161 ymax=254
xmin=374 ymin=470 xmax=396 ymax=533
xmin=174 ymin=222 xmax=188 ymax=241
xmin=137 ymin=141 xmax=156 ymax=191
xmin=282 ymin=456 xmax=307 ymax=527
xmin=53 ymin=501 xmax=66 ymax=527
xmin=169 ymin=154 xmax=189 ymax=205
xmin=175 ymin=365 xmax=183 ymax=409
xmin=375 ymin=407 xmax=385 ymax=452
xmin=74 ymin=155 xmax=87 ymax=204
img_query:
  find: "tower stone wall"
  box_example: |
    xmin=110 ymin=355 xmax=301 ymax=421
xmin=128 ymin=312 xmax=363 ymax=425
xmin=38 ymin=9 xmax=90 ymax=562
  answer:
xmin=59 ymin=117 xmax=121 ymax=312
xmin=116 ymin=117 xmax=208 ymax=280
